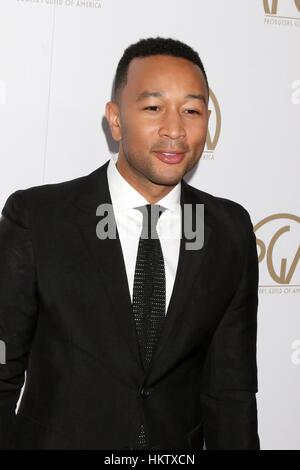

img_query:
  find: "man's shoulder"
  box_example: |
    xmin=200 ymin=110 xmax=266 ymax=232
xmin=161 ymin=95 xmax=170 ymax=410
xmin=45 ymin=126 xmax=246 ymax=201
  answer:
xmin=19 ymin=162 xmax=106 ymax=199
xmin=4 ymin=162 xmax=108 ymax=205
xmin=183 ymin=179 xmax=253 ymax=232
xmin=1 ymin=161 xmax=109 ymax=226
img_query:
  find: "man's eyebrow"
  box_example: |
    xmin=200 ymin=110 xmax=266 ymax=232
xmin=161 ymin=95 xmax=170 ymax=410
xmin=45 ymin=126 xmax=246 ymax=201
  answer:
xmin=185 ymin=93 xmax=207 ymax=105
xmin=136 ymin=91 xmax=207 ymax=105
xmin=136 ymin=91 xmax=164 ymax=101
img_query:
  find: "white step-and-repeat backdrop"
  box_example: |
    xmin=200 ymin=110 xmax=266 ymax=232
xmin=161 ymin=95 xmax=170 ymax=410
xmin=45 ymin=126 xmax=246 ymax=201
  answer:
xmin=0 ymin=0 xmax=299 ymax=450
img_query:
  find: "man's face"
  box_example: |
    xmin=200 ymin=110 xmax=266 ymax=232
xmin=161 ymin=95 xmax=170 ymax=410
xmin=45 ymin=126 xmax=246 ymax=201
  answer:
xmin=106 ymin=54 xmax=209 ymax=196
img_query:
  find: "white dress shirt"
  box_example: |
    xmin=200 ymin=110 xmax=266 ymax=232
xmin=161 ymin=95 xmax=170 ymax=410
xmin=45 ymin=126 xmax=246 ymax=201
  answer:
xmin=106 ymin=154 xmax=182 ymax=315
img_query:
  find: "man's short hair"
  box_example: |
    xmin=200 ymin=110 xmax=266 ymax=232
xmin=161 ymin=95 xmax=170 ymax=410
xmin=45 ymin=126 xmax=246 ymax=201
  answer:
xmin=112 ymin=36 xmax=209 ymax=103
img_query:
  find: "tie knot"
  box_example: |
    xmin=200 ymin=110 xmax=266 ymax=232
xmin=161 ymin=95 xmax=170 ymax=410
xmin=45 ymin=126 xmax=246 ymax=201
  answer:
xmin=135 ymin=204 xmax=166 ymax=239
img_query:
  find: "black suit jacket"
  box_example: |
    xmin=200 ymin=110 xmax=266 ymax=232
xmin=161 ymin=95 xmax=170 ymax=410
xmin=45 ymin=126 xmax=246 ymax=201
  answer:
xmin=0 ymin=159 xmax=260 ymax=450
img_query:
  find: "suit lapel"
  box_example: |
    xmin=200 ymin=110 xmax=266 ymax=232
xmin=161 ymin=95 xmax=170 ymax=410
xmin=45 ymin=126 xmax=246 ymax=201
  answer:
xmin=144 ymin=179 xmax=212 ymax=383
xmin=70 ymin=160 xmax=144 ymax=371
xmin=70 ymin=160 xmax=213 ymax=380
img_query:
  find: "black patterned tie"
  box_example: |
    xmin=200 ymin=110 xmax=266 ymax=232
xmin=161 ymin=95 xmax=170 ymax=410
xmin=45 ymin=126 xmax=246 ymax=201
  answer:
xmin=132 ymin=203 xmax=166 ymax=449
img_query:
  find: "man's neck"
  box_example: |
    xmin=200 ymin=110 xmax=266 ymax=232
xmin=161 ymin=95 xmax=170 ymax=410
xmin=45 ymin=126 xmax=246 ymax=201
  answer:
xmin=115 ymin=159 xmax=176 ymax=204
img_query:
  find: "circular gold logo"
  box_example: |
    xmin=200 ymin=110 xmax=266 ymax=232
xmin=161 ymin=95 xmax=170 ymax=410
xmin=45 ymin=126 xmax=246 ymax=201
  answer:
xmin=254 ymin=213 xmax=300 ymax=285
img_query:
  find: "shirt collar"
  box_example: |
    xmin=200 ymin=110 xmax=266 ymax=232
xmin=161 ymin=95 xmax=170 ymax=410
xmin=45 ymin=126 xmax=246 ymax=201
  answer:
xmin=107 ymin=154 xmax=181 ymax=214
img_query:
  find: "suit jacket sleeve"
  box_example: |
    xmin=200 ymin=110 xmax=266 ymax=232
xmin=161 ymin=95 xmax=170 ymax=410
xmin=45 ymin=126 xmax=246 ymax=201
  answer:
xmin=0 ymin=190 xmax=39 ymax=449
xmin=200 ymin=210 xmax=260 ymax=450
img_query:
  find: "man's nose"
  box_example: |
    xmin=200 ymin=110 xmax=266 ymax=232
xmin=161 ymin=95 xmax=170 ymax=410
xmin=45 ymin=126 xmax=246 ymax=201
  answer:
xmin=158 ymin=111 xmax=186 ymax=140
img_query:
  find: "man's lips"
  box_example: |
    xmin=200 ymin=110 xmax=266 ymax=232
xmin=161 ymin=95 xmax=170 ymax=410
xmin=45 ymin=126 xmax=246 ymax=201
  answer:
xmin=153 ymin=150 xmax=186 ymax=164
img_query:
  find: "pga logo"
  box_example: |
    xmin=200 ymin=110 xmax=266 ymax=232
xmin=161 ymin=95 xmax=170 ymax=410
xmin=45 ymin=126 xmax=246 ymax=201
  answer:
xmin=263 ymin=0 xmax=300 ymax=15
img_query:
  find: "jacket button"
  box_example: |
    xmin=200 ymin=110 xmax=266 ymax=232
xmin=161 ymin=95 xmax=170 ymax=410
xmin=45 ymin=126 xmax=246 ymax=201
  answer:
xmin=140 ymin=387 xmax=151 ymax=398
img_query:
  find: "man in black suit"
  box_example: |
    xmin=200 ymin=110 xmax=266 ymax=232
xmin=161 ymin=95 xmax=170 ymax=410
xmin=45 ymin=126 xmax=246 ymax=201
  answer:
xmin=0 ymin=37 xmax=260 ymax=450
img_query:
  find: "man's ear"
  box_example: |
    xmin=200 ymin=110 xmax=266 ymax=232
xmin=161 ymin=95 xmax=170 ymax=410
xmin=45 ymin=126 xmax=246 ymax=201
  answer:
xmin=105 ymin=101 xmax=122 ymax=141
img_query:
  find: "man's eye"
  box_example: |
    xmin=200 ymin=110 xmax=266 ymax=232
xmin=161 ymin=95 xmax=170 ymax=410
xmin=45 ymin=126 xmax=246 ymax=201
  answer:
xmin=185 ymin=109 xmax=201 ymax=115
xmin=143 ymin=107 xmax=201 ymax=114
xmin=144 ymin=106 xmax=159 ymax=111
